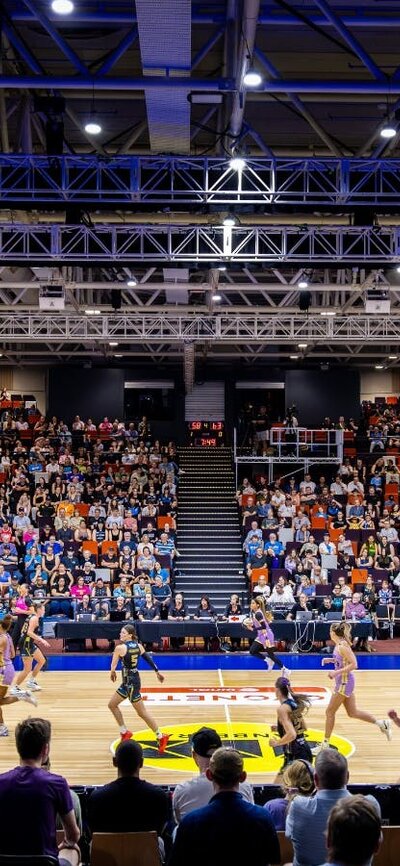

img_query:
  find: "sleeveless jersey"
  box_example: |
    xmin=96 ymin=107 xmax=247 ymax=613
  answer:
xmin=121 ymin=639 xmax=140 ymax=683
xmin=18 ymin=613 xmax=35 ymax=654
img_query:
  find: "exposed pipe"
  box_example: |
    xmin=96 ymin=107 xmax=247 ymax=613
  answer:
xmin=230 ymin=0 xmax=261 ymax=139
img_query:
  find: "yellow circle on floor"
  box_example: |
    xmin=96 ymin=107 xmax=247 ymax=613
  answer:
xmin=110 ymin=721 xmax=354 ymax=773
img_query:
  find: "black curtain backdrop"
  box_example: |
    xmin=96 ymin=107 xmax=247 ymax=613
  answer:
xmin=285 ymin=369 xmax=360 ymax=426
xmin=48 ymin=367 xmax=124 ymax=423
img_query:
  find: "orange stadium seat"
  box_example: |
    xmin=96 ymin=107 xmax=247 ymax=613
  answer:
xmin=82 ymin=540 xmax=99 ymax=562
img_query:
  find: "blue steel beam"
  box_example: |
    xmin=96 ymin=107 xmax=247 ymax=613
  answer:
xmin=312 ymin=0 xmax=385 ymax=81
xmin=20 ymin=0 xmax=89 ymax=76
xmin=0 ymin=76 xmax=400 ymax=94
xmin=191 ymin=26 xmax=225 ymax=72
xmin=0 ymin=155 xmax=399 ymax=206
xmin=95 ymin=27 xmax=139 ymax=77
xmin=6 ymin=8 xmax=400 ymax=28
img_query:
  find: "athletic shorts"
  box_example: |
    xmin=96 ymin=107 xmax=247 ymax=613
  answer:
xmin=283 ymin=737 xmax=313 ymax=766
xmin=117 ymin=674 xmax=141 ymax=704
xmin=18 ymin=638 xmax=35 ymax=658
xmin=334 ymin=672 xmax=355 ymax=697
xmin=0 ymin=662 xmax=14 ymax=686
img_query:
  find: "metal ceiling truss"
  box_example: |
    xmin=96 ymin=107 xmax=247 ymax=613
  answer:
xmin=2 ymin=155 xmax=400 ymax=205
xmin=0 ymin=223 xmax=398 ymax=264
xmin=0 ymin=312 xmax=400 ymax=344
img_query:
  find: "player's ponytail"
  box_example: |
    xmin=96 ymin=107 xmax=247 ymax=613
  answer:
xmin=330 ymin=621 xmax=352 ymax=645
xmin=255 ymin=595 xmax=273 ymax=622
xmin=124 ymin=623 xmax=138 ymax=640
xmin=275 ymin=676 xmax=311 ymax=715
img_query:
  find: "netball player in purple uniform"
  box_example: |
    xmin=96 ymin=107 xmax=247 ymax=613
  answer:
xmin=316 ymin=621 xmax=391 ymax=753
xmin=245 ymin=597 xmax=290 ymax=677
xmin=0 ymin=614 xmax=36 ymax=736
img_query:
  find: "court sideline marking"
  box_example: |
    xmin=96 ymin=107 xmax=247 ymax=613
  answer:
xmin=217 ymin=667 xmax=236 ymax=747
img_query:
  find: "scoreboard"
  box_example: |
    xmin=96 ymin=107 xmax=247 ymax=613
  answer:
xmin=187 ymin=420 xmax=225 ymax=446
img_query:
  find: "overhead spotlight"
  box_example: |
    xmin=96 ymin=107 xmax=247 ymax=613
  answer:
xmin=84 ymin=119 xmax=102 ymax=135
xmin=380 ymin=121 xmax=397 ymax=139
xmin=375 ymin=364 xmax=384 ymax=369
xmin=217 ymin=265 xmax=227 ymax=272
xmin=51 ymin=0 xmax=74 ymax=13
xmin=126 ymin=278 xmax=137 ymax=287
xmin=114 ymin=353 xmax=123 ymax=358
xmin=229 ymin=156 xmax=246 ymax=171
xmin=388 ymin=355 xmax=398 ymax=360
xmin=290 ymin=354 xmax=299 ymax=360
xmin=85 ymin=308 xmax=101 ymax=315
xmin=396 ymin=266 xmax=400 ymax=273
xmin=243 ymin=68 xmax=263 ymax=88
xmin=109 ymin=342 xmax=119 ymax=347
xmin=211 ymin=293 xmax=222 ymax=302
xmin=298 ymin=342 xmax=308 ymax=349
xmin=222 ymin=216 xmax=236 ymax=227
xmin=298 ymin=279 xmax=308 ymax=289
xmin=320 ymin=310 xmax=336 ymax=316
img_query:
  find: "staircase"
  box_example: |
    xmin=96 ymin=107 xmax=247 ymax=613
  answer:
xmin=176 ymin=447 xmax=247 ymax=614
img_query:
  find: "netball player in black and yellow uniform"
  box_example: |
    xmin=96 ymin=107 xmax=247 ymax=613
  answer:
xmin=11 ymin=600 xmax=50 ymax=695
xmin=269 ymin=676 xmax=312 ymax=769
xmin=108 ymin=624 xmax=170 ymax=752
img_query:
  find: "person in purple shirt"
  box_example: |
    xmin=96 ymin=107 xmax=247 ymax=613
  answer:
xmin=263 ymin=758 xmax=315 ymax=830
xmin=0 ymin=717 xmax=80 ymax=864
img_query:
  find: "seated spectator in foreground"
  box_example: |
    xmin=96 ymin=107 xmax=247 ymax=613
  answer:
xmin=320 ymin=795 xmax=382 ymax=866
xmin=0 ymin=717 xmax=80 ymax=863
xmin=170 ymin=747 xmax=279 ymax=866
xmin=286 ymin=749 xmax=380 ymax=866
xmin=88 ymin=740 xmax=169 ymax=837
xmin=173 ymin=727 xmax=253 ymax=825
xmin=263 ymin=758 xmax=315 ymax=830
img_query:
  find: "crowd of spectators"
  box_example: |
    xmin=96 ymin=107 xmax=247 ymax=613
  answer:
xmin=0 ymin=717 xmax=385 ymax=866
xmin=239 ymin=405 xmax=400 ymax=650
xmin=0 ymin=408 xmax=183 ymax=634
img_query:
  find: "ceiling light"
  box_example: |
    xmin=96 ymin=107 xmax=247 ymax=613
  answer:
xmin=217 ymin=265 xmax=227 ymax=272
xmin=84 ymin=120 xmax=102 ymax=135
xmin=211 ymin=293 xmax=222 ymax=302
xmin=290 ymin=354 xmax=299 ymax=360
xmin=126 ymin=278 xmax=137 ymax=287
xmin=388 ymin=355 xmax=398 ymax=360
xmin=222 ymin=217 xmax=236 ymax=227
xmin=243 ymin=69 xmax=263 ymax=88
xmin=375 ymin=364 xmax=384 ymax=369
xmin=298 ymin=279 xmax=308 ymax=289
xmin=85 ymin=308 xmax=100 ymax=316
xmin=298 ymin=342 xmax=308 ymax=349
xmin=229 ymin=156 xmax=246 ymax=171
xmin=380 ymin=123 xmax=397 ymax=139
xmin=51 ymin=0 xmax=74 ymax=13
xmin=114 ymin=353 xmax=123 ymax=358
xmin=320 ymin=310 xmax=336 ymax=316
xmin=397 ymin=266 xmax=400 ymax=273
xmin=109 ymin=341 xmax=119 ymax=347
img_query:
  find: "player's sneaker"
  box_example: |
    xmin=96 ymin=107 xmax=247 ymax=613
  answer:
xmin=17 ymin=690 xmax=38 ymax=707
xmin=282 ymin=666 xmax=291 ymax=679
xmin=264 ymin=658 xmax=274 ymax=670
xmin=120 ymin=730 xmax=133 ymax=741
xmin=158 ymin=733 xmax=170 ymax=754
xmin=26 ymin=679 xmax=42 ymax=692
xmin=377 ymin=719 xmax=392 ymax=741
xmin=9 ymin=686 xmax=22 ymax=696
xmin=311 ymin=740 xmax=330 ymax=757
xmin=0 ymin=725 xmax=8 ymax=737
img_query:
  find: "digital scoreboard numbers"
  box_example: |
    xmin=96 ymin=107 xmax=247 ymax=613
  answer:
xmin=188 ymin=420 xmax=225 ymax=446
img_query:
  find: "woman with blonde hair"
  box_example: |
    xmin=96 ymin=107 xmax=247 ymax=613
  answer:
xmin=316 ymin=621 xmax=391 ymax=753
xmin=263 ymin=758 xmax=315 ymax=829
xmin=245 ymin=596 xmax=290 ymax=677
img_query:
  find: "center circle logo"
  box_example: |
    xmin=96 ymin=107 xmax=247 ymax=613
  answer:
xmin=111 ymin=722 xmax=354 ymax=773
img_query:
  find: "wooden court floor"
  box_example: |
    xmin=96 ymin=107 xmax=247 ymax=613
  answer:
xmin=0 ymin=668 xmax=399 ymax=787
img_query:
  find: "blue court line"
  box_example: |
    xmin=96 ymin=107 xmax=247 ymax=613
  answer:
xmin=42 ymin=652 xmax=400 ymax=673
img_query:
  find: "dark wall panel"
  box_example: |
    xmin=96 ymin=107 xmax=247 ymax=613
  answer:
xmin=48 ymin=367 xmax=124 ymax=423
xmin=285 ymin=369 xmax=360 ymax=426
